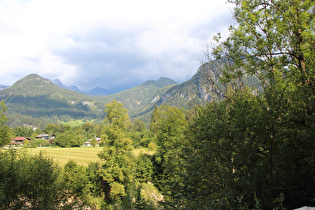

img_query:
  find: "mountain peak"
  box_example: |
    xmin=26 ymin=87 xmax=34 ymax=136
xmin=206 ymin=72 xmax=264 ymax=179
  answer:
xmin=142 ymin=77 xmax=177 ymax=88
xmin=51 ymin=79 xmax=82 ymax=93
xmin=88 ymin=87 xmax=109 ymax=95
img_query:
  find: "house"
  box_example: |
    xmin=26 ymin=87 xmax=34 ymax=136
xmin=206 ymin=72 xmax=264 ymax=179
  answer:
xmin=11 ymin=137 xmax=26 ymax=145
xmin=83 ymin=137 xmax=103 ymax=146
xmin=35 ymin=134 xmax=50 ymax=140
xmin=83 ymin=141 xmax=91 ymax=147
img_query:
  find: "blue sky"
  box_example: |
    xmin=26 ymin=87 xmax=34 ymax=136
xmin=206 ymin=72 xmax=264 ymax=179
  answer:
xmin=0 ymin=0 xmax=234 ymax=94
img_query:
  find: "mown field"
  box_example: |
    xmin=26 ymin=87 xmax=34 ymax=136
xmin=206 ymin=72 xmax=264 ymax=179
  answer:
xmin=26 ymin=147 xmax=153 ymax=166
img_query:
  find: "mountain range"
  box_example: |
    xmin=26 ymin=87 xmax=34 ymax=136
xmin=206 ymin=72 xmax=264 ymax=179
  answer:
xmin=0 ymin=85 xmax=9 ymax=91
xmin=0 ymin=72 xmax=199 ymax=128
xmin=51 ymin=79 xmax=113 ymax=96
xmin=0 ymin=61 xmax=261 ymax=128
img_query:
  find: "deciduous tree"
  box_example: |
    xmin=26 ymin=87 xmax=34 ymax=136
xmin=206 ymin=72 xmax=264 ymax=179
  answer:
xmin=0 ymin=101 xmax=11 ymax=148
xmin=195 ymin=0 xmax=315 ymax=208
xmin=98 ymin=101 xmax=134 ymax=204
xmin=151 ymin=105 xmax=188 ymax=203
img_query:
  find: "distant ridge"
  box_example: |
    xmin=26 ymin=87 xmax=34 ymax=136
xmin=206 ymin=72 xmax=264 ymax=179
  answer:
xmin=51 ymin=77 xmax=177 ymax=96
xmin=142 ymin=77 xmax=177 ymax=87
xmin=51 ymin=79 xmax=83 ymax=93
xmin=88 ymin=87 xmax=109 ymax=96
xmin=51 ymin=78 xmax=112 ymax=96
xmin=0 ymin=85 xmax=9 ymax=91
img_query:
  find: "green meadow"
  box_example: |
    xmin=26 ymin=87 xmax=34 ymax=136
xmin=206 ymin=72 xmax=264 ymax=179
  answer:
xmin=58 ymin=119 xmax=96 ymax=127
xmin=26 ymin=147 xmax=154 ymax=166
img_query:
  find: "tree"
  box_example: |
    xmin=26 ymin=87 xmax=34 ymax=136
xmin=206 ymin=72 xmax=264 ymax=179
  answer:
xmin=104 ymin=100 xmax=130 ymax=131
xmin=12 ymin=126 xmax=34 ymax=138
xmin=0 ymin=101 xmax=11 ymax=148
xmin=82 ymin=122 xmax=97 ymax=139
xmin=63 ymin=160 xmax=90 ymax=205
xmin=183 ymin=89 xmax=282 ymax=208
xmin=196 ymin=0 xmax=315 ymax=208
xmin=0 ymin=150 xmax=69 ymax=208
xmin=43 ymin=123 xmax=61 ymax=135
xmin=150 ymin=105 xmax=188 ymax=204
xmin=97 ymin=101 xmax=134 ymax=204
xmin=24 ymin=139 xmax=29 ymax=147
xmin=133 ymin=119 xmax=146 ymax=132
xmin=149 ymin=105 xmax=161 ymax=135
xmin=54 ymin=130 xmax=83 ymax=147
xmin=90 ymin=137 xmax=97 ymax=147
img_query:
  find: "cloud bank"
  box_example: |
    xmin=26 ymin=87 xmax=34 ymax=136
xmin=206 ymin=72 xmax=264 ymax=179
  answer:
xmin=0 ymin=0 xmax=234 ymax=93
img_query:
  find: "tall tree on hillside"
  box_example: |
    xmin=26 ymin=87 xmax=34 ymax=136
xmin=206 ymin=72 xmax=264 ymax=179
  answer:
xmin=98 ymin=100 xmax=134 ymax=204
xmin=0 ymin=101 xmax=11 ymax=147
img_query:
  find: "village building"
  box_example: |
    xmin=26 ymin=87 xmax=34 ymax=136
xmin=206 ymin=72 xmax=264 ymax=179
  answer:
xmin=83 ymin=137 xmax=102 ymax=146
xmin=11 ymin=137 xmax=26 ymax=145
xmin=35 ymin=134 xmax=50 ymax=140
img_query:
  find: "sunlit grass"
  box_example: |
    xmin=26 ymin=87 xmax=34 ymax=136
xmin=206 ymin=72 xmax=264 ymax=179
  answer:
xmin=26 ymin=147 xmax=154 ymax=166
xmin=26 ymin=147 xmax=103 ymax=166
xmin=58 ymin=119 xmax=96 ymax=127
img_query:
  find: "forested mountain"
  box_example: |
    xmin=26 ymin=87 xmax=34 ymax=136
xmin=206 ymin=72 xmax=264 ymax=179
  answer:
xmin=0 ymin=74 xmax=178 ymax=128
xmin=0 ymin=74 xmax=105 ymax=127
xmin=133 ymin=61 xmax=261 ymax=123
xmin=0 ymin=61 xmax=261 ymax=128
xmin=91 ymin=77 xmax=178 ymax=119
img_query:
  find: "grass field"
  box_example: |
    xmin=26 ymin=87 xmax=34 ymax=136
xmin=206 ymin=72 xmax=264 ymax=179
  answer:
xmin=26 ymin=147 xmax=154 ymax=166
xmin=57 ymin=119 xmax=96 ymax=127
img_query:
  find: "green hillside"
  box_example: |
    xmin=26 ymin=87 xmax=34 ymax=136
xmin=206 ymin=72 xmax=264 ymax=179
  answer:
xmin=0 ymin=62 xmax=261 ymax=128
xmin=133 ymin=60 xmax=261 ymax=124
xmin=0 ymin=74 xmax=105 ymax=127
xmin=90 ymin=77 xmax=177 ymax=116
xmin=0 ymin=74 xmax=178 ymax=128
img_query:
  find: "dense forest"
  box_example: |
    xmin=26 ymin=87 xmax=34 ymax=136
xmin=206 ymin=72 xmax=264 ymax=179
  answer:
xmin=1 ymin=0 xmax=315 ymax=209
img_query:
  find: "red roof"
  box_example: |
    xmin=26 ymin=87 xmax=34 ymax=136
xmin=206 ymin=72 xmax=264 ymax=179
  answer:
xmin=14 ymin=137 xmax=26 ymax=141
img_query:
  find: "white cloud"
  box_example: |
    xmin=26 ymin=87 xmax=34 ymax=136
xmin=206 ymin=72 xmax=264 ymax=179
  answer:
xmin=0 ymin=0 xmax=234 ymax=91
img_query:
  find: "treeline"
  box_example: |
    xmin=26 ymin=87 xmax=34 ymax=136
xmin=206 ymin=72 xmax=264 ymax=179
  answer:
xmin=9 ymin=114 xmax=152 ymax=149
xmin=7 ymin=95 xmax=103 ymax=119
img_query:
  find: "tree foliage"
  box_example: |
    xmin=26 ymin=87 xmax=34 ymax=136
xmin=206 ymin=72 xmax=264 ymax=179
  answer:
xmin=185 ymin=0 xmax=315 ymax=208
xmin=0 ymin=150 xmax=68 ymax=209
xmin=98 ymin=100 xmax=134 ymax=203
xmin=0 ymin=101 xmax=11 ymax=147
xmin=54 ymin=130 xmax=83 ymax=147
xmin=150 ymin=105 xmax=188 ymax=203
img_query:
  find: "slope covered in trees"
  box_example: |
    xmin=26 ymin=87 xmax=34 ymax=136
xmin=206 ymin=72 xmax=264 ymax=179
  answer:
xmin=0 ymin=74 xmax=105 ymax=127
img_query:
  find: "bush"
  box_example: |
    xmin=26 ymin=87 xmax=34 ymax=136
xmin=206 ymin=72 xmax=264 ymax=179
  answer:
xmin=0 ymin=149 xmax=68 ymax=208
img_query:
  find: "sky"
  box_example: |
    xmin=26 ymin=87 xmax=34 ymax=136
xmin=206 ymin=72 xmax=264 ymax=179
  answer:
xmin=0 ymin=0 xmax=235 ymax=94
